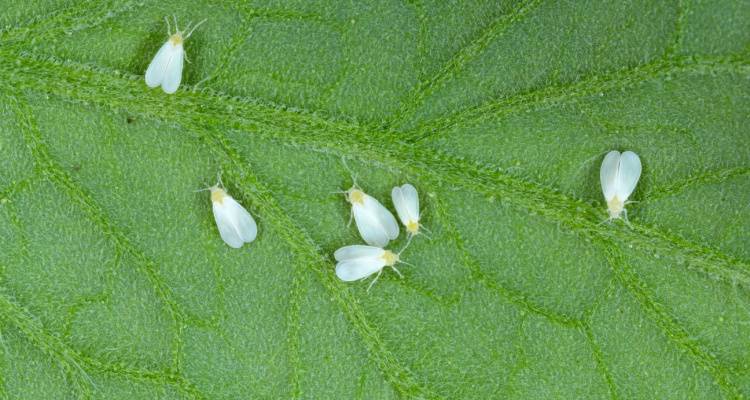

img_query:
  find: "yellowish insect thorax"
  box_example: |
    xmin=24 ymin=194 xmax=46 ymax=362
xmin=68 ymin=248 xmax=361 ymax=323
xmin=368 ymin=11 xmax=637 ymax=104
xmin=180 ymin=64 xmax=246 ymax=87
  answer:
xmin=169 ymin=33 xmax=184 ymax=46
xmin=607 ymin=196 xmax=624 ymax=219
xmin=406 ymin=220 xmax=419 ymax=234
xmin=210 ymin=187 xmax=226 ymax=204
xmin=347 ymin=188 xmax=365 ymax=205
xmin=381 ymin=250 xmax=399 ymax=266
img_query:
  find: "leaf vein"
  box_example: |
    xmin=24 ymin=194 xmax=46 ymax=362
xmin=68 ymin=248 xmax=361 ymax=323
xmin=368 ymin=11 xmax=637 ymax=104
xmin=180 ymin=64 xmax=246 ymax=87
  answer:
xmin=431 ymin=192 xmax=582 ymax=327
xmin=582 ymin=322 xmax=620 ymax=400
xmin=0 ymin=290 xmax=207 ymax=399
xmin=645 ymin=166 xmax=750 ymax=202
xmin=3 ymin=50 xmax=747 ymax=309
xmin=8 ymin=95 xmax=194 ymax=376
xmin=664 ymin=0 xmax=687 ymax=58
xmin=409 ymin=55 xmax=750 ymax=142
xmin=603 ymin=245 xmax=740 ymax=398
xmin=203 ymin=127 xmax=445 ymax=399
xmin=0 ymin=0 xmax=145 ymax=49
xmin=392 ymin=0 xmax=544 ymax=127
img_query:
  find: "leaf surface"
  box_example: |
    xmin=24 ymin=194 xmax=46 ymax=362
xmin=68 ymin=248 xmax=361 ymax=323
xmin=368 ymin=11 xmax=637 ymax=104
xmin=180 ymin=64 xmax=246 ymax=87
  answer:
xmin=0 ymin=1 xmax=749 ymax=399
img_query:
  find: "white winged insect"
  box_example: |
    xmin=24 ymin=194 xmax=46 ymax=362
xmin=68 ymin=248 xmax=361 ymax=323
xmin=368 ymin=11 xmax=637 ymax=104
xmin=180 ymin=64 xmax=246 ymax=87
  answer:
xmin=145 ymin=16 xmax=206 ymax=94
xmin=335 ymin=159 xmax=400 ymax=247
xmin=600 ymin=150 xmax=642 ymax=221
xmin=391 ymin=183 xmax=426 ymax=238
xmin=343 ymin=185 xmax=400 ymax=247
xmin=203 ymin=178 xmax=257 ymax=248
xmin=334 ymin=244 xmax=411 ymax=291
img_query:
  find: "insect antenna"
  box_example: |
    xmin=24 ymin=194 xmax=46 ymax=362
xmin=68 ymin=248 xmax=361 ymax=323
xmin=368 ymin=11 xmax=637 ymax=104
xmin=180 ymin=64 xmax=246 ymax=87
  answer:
xmin=173 ymin=15 xmax=179 ymax=34
xmin=398 ymin=235 xmax=414 ymax=255
xmin=340 ymin=156 xmax=359 ymax=188
xmin=185 ymin=19 xmax=207 ymax=39
xmin=367 ymin=270 xmax=383 ymax=292
xmin=216 ymin=171 xmax=225 ymax=188
xmin=622 ymin=209 xmax=632 ymax=227
xmin=416 ymin=224 xmax=433 ymax=240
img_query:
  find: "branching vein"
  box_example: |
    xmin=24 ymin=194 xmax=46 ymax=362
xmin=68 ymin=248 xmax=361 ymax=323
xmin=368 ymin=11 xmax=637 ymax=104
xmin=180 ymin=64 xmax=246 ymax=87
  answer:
xmin=0 ymin=3 xmax=748 ymax=396
xmin=409 ymin=55 xmax=750 ymax=142
xmin=1 ymin=50 xmax=745 ymax=288
xmin=392 ymin=0 xmax=544 ymax=127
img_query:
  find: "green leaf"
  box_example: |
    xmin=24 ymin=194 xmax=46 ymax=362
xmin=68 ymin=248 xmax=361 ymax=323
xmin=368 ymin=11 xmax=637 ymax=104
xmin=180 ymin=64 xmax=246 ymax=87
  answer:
xmin=0 ymin=0 xmax=749 ymax=398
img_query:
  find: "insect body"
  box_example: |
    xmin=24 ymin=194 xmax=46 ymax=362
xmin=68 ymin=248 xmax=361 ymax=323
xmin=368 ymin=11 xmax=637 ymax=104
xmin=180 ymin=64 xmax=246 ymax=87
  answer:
xmin=334 ymin=245 xmax=404 ymax=290
xmin=345 ymin=186 xmax=399 ymax=247
xmin=391 ymin=183 xmax=422 ymax=237
xmin=600 ymin=150 xmax=642 ymax=220
xmin=145 ymin=16 xmax=205 ymax=94
xmin=209 ymin=184 xmax=257 ymax=248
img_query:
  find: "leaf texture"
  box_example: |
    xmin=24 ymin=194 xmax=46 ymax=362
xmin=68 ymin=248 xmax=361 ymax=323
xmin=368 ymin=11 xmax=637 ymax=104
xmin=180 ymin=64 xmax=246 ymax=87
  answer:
xmin=0 ymin=0 xmax=749 ymax=399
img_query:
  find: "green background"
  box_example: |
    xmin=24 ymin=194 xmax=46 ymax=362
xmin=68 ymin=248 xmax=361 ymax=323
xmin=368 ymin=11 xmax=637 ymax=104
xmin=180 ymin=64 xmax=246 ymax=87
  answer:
xmin=0 ymin=0 xmax=749 ymax=398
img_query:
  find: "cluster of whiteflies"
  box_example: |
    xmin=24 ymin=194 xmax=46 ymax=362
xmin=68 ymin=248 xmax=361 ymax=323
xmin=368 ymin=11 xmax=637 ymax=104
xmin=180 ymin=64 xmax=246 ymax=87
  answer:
xmin=201 ymin=154 xmax=640 ymax=289
xmin=199 ymin=172 xmax=423 ymax=291
xmin=203 ymin=150 xmax=640 ymax=229
xmin=201 ymin=156 xmax=640 ymax=291
xmin=146 ymin=17 xmax=643 ymax=286
xmin=334 ymin=183 xmax=424 ymax=290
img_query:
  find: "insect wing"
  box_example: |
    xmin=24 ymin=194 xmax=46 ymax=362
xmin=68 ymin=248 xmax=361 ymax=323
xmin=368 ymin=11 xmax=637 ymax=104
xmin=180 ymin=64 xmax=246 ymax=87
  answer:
xmin=336 ymin=258 xmax=384 ymax=281
xmin=145 ymin=40 xmax=174 ymax=88
xmin=600 ymin=150 xmax=621 ymax=201
xmin=363 ymin=194 xmax=399 ymax=240
xmin=614 ymin=151 xmax=642 ymax=201
xmin=334 ymin=245 xmax=385 ymax=261
xmin=392 ymin=184 xmax=419 ymax=226
xmin=161 ymin=43 xmax=184 ymax=94
xmin=353 ymin=204 xmax=390 ymax=247
xmin=213 ymin=195 xmax=257 ymax=248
